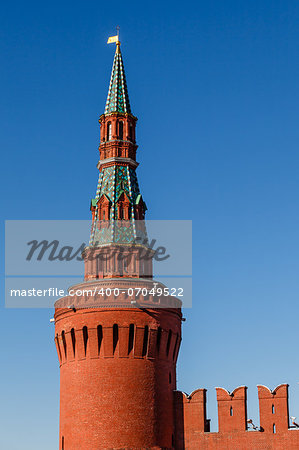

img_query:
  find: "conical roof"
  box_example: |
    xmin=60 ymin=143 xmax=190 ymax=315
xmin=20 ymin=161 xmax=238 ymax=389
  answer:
xmin=104 ymin=44 xmax=131 ymax=114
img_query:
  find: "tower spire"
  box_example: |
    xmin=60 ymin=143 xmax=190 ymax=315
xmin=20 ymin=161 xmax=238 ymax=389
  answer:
xmin=88 ymin=39 xmax=143 ymax=249
xmin=105 ymin=38 xmax=131 ymax=114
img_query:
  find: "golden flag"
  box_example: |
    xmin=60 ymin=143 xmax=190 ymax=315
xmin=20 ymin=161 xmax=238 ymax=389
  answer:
xmin=107 ymin=35 xmax=119 ymax=44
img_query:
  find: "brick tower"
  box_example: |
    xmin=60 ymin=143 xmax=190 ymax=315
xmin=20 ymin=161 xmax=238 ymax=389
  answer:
xmin=54 ymin=40 xmax=182 ymax=450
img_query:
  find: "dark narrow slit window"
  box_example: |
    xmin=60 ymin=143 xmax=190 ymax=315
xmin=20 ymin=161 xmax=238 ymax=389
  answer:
xmin=61 ymin=436 xmax=64 ymax=450
xmin=97 ymin=325 xmax=103 ymax=355
xmin=71 ymin=328 xmax=76 ymax=357
xmin=118 ymin=258 xmax=123 ymax=276
xmin=129 ymin=123 xmax=133 ymax=140
xmin=172 ymin=334 xmax=179 ymax=361
xmin=142 ymin=326 xmax=149 ymax=357
xmin=113 ymin=324 xmax=119 ymax=354
xmin=56 ymin=334 xmax=62 ymax=362
xmin=123 ymin=255 xmax=128 ymax=273
xmin=61 ymin=331 xmax=67 ymax=358
xmin=156 ymin=327 xmax=162 ymax=353
xmin=230 ymin=406 xmax=233 ymax=417
xmin=128 ymin=324 xmax=135 ymax=355
xmin=83 ymin=326 xmax=88 ymax=356
xmin=169 ymin=372 xmax=172 ymax=384
xmin=273 ymin=423 xmax=276 ymax=433
xmin=118 ymin=121 xmax=123 ymax=140
xmin=166 ymin=330 xmax=172 ymax=357
xmin=272 ymin=404 xmax=275 ymax=414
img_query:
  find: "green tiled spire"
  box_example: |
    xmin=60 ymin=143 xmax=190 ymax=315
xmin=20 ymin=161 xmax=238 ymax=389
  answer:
xmin=105 ymin=44 xmax=131 ymax=114
xmin=89 ymin=164 xmax=148 ymax=246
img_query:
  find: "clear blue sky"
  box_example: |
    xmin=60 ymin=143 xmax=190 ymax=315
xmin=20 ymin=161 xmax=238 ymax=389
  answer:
xmin=1 ymin=0 xmax=299 ymax=447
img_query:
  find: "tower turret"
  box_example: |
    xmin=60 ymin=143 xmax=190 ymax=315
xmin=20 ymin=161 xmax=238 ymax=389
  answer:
xmin=54 ymin=40 xmax=182 ymax=450
xmin=99 ymin=42 xmax=137 ymax=160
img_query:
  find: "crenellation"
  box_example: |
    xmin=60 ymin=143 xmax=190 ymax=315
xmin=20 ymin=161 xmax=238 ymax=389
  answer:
xmin=216 ymin=386 xmax=248 ymax=432
xmin=174 ymin=389 xmax=208 ymax=449
xmin=173 ymin=384 xmax=299 ymax=448
xmin=258 ymin=383 xmax=289 ymax=433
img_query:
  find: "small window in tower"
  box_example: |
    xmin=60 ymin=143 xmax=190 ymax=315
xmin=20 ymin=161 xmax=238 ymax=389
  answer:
xmin=83 ymin=326 xmax=88 ymax=356
xmin=71 ymin=328 xmax=76 ymax=356
xmin=169 ymin=372 xmax=172 ymax=384
xmin=172 ymin=334 xmax=179 ymax=361
xmin=124 ymin=255 xmax=128 ymax=273
xmin=56 ymin=334 xmax=62 ymax=363
xmin=107 ymin=122 xmax=112 ymax=141
xmin=129 ymin=123 xmax=133 ymax=140
xmin=61 ymin=331 xmax=67 ymax=358
xmin=118 ymin=257 xmax=123 ymax=276
xmin=166 ymin=330 xmax=172 ymax=356
xmin=230 ymin=406 xmax=233 ymax=417
xmin=97 ymin=255 xmax=103 ymax=277
xmin=102 ymin=210 xmax=106 ymax=220
xmin=157 ymin=327 xmax=162 ymax=353
xmin=118 ymin=121 xmax=123 ymax=140
xmin=133 ymin=254 xmax=136 ymax=273
xmin=119 ymin=206 xmax=123 ymax=220
xmin=273 ymin=423 xmax=276 ymax=433
xmin=113 ymin=253 xmax=116 ymax=273
xmin=128 ymin=324 xmax=135 ymax=355
xmin=272 ymin=404 xmax=275 ymax=414
xmin=113 ymin=324 xmax=119 ymax=354
xmin=62 ymin=436 xmax=64 ymax=450
xmin=97 ymin=325 xmax=103 ymax=355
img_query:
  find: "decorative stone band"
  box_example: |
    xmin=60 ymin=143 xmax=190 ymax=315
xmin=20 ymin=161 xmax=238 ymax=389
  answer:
xmin=97 ymin=157 xmax=139 ymax=170
xmin=54 ymin=278 xmax=182 ymax=310
xmin=99 ymin=112 xmax=138 ymax=121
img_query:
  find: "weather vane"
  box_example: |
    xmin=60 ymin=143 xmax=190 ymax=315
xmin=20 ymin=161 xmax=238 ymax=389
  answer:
xmin=107 ymin=26 xmax=120 ymax=46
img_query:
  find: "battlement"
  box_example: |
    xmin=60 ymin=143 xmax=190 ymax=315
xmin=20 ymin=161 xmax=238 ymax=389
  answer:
xmin=174 ymin=384 xmax=299 ymax=449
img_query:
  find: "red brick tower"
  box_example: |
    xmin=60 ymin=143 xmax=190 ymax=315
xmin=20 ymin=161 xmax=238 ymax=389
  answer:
xmin=54 ymin=40 xmax=182 ymax=450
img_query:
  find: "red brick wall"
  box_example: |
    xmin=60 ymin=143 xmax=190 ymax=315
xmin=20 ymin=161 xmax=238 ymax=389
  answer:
xmin=191 ymin=430 xmax=299 ymax=449
xmin=174 ymin=384 xmax=299 ymax=450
